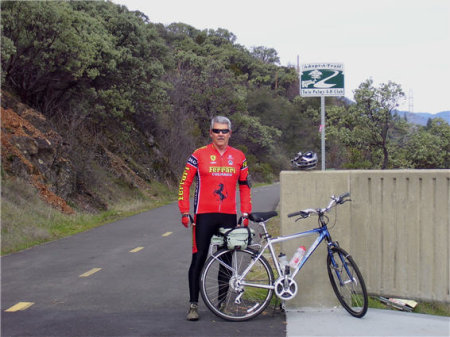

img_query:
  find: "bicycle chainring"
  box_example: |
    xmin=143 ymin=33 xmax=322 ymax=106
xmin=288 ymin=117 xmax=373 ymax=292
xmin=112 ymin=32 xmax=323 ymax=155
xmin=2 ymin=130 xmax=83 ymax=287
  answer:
xmin=274 ymin=276 xmax=298 ymax=300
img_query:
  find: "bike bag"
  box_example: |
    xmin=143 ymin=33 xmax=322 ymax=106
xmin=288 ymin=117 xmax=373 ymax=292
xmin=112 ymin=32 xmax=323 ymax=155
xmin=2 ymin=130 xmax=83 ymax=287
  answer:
xmin=218 ymin=227 xmax=255 ymax=250
xmin=210 ymin=232 xmax=225 ymax=246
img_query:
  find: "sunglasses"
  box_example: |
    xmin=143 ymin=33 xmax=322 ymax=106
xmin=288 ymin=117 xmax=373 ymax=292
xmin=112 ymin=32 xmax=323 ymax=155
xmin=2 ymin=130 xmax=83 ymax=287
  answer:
xmin=212 ymin=129 xmax=230 ymax=134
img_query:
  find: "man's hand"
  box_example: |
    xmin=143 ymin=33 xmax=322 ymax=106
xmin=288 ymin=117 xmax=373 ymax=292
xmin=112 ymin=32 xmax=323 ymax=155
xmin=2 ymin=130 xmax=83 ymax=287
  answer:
xmin=181 ymin=214 xmax=190 ymax=228
xmin=240 ymin=213 xmax=249 ymax=227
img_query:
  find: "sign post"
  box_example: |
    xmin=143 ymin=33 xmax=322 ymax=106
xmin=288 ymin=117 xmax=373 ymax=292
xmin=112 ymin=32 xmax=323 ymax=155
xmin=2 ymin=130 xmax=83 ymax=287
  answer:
xmin=300 ymin=63 xmax=345 ymax=170
xmin=320 ymin=96 xmax=325 ymax=171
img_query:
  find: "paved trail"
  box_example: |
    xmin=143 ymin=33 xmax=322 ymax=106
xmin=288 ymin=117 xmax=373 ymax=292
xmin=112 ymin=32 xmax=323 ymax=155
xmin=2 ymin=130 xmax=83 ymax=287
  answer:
xmin=2 ymin=183 xmax=284 ymax=337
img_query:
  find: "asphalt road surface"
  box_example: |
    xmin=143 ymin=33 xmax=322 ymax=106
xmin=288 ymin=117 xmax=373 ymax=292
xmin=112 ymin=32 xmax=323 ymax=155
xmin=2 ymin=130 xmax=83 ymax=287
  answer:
xmin=2 ymin=183 xmax=284 ymax=337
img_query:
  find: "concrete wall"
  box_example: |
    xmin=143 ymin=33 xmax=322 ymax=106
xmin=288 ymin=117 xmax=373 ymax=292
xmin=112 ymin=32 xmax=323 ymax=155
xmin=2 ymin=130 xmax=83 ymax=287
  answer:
xmin=280 ymin=170 xmax=450 ymax=308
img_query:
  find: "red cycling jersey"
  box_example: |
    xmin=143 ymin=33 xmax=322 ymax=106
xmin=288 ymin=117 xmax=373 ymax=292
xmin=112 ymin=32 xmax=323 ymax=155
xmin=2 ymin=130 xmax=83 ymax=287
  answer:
xmin=178 ymin=143 xmax=252 ymax=215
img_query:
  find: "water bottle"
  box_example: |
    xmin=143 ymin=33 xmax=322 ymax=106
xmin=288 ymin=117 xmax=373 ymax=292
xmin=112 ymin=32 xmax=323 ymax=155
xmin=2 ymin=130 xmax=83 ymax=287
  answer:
xmin=289 ymin=246 xmax=306 ymax=269
xmin=278 ymin=253 xmax=289 ymax=274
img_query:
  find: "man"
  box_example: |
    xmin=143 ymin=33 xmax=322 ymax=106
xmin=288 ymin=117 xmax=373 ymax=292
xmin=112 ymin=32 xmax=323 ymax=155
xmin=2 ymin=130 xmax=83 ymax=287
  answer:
xmin=178 ymin=116 xmax=252 ymax=321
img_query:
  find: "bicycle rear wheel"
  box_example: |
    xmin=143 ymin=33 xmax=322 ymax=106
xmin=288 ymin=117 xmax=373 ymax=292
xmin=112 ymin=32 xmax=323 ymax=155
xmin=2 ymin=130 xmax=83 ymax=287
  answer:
xmin=200 ymin=248 xmax=274 ymax=321
xmin=327 ymin=246 xmax=368 ymax=318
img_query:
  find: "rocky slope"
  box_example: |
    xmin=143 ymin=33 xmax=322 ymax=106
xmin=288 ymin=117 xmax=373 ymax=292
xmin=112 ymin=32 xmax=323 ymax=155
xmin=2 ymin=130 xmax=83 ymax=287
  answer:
xmin=1 ymin=92 xmax=76 ymax=213
xmin=1 ymin=91 xmax=174 ymax=214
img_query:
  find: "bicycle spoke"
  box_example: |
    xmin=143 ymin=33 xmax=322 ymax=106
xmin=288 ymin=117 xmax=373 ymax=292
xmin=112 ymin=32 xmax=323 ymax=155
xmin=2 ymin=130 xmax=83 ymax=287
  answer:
xmin=327 ymin=247 xmax=368 ymax=318
xmin=201 ymin=249 xmax=274 ymax=321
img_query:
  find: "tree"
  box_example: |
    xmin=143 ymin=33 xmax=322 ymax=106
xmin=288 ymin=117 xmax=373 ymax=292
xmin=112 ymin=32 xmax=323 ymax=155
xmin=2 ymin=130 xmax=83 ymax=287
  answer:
xmin=206 ymin=28 xmax=237 ymax=46
xmin=0 ymin=27 xmax=15 ymax=84
xmin=350 ymin=79 xmax=405 ymax=169
xmin=405 ymin=118 xmax=450 ymax=168
xmin=250 ymin=46 xmax=280 ymax=64
xmin=1 ymin=1 xmax=116 ymax=114
xmin=69 ymin=1 xmax=169 ymax=123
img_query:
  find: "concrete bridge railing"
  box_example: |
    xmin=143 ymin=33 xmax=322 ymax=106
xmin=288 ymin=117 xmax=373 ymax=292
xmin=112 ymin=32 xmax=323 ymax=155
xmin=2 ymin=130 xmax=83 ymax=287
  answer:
xmin=280 ymin=170 xmax=450 ymax=308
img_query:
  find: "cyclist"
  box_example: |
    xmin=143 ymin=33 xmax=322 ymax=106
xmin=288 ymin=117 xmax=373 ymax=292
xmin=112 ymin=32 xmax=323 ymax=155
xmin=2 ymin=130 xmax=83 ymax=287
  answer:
xmin=178 ymin=116 xmax=252 ymax=321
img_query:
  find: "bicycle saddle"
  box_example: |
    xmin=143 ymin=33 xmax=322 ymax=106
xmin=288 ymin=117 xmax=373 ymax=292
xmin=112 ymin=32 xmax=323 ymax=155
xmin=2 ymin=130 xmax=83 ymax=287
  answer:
xmin=249 ymin=211 xmax=278 ymax=222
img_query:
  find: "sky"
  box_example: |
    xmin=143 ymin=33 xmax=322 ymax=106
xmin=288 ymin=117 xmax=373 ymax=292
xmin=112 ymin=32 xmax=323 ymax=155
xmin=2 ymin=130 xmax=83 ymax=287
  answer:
xmin=114 ymin=0 xmax=449 ymax=114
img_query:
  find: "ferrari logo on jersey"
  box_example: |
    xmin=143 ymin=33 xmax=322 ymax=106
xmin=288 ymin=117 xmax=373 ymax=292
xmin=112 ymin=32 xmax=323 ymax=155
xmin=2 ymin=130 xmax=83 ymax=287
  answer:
xmin=214 ymin=183 xmax=228 ymax=202
xmin=209 ymin=166 xmax=236 ymax=174
xmin=210 ymin=155 xmax=216 ymax=162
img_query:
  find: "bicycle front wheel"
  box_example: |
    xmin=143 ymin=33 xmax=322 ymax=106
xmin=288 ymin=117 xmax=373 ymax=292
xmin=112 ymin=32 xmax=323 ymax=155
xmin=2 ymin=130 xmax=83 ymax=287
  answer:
xmin=327 ymin=246 xmax=368 ymax=318
xmin=200 ymin=248 xmax=274 ymax=321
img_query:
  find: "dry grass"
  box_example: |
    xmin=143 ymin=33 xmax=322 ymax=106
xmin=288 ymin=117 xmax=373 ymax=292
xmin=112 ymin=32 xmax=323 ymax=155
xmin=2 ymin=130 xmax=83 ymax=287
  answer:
xmin=1 ymin=177 xmax=176 ymax=255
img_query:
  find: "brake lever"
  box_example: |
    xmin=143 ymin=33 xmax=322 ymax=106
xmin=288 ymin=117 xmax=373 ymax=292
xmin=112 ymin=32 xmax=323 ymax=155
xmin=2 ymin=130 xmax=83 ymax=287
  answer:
xmin=295 ymin=212 xmax=310 ymax=222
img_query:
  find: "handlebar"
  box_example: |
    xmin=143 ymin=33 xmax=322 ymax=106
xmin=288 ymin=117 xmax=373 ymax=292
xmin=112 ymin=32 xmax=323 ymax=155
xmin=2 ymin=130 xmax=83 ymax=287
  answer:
xmin=336 ymin=192 xmax=350 ymax=203
xmin=288 ymin=192 xmax=351 ymax=219
xmin=287 ymin=210 xmax=313 ymax=218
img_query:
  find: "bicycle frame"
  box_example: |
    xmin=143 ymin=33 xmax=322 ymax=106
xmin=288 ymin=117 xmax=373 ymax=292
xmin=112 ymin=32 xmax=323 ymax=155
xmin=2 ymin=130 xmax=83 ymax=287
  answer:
xmin=236 ymin=220 xmax=335 ymax=290
xmin=208 ymin=193 xmax=351 ymax=292
xmin=269 ymin=226 xmax=332 ymax=278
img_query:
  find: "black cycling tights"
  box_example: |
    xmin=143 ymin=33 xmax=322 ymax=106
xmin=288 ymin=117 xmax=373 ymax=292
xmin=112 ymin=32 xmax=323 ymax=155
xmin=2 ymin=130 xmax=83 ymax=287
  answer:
xmin=188 ymin=213 xmax=236 ymax=303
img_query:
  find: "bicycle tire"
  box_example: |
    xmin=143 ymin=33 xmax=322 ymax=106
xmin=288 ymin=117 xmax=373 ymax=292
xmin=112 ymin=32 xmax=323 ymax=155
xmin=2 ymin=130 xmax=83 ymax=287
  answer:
xmin=200 ymin=248 xmax=274 ymax=321
xmin=327 ymin=246 xmax=368 ymax=318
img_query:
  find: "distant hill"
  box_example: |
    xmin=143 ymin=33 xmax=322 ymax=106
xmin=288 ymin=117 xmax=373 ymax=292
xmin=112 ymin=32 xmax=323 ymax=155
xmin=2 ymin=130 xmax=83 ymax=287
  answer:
xmin=340 ymin=97 xmax=449 ymax=126
xmin=395 ymin=110 xmax=450 ymax=126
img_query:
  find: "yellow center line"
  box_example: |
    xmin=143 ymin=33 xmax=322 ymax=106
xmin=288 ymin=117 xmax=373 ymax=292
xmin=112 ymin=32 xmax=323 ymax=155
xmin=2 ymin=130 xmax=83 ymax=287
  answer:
xmin=5 ymin=302 xmax=34 ymax=312
xmin=130 ymin=246 xmax=144 ymax=253
xmin=162 ymin=232 xmax=173 ymax=237
xmin=79 ymin=268 xmax=102 ymax=278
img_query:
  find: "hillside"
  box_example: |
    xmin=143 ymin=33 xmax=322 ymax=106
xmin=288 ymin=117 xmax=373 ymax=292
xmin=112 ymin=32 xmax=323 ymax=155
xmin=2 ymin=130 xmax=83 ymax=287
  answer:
xmin=1 ymin=90 xmax=175 ymax=213
xmin=396 ymin=110 xmax=450 ymax=125
xmin=1 ymin=92 xmax=75 ymax=213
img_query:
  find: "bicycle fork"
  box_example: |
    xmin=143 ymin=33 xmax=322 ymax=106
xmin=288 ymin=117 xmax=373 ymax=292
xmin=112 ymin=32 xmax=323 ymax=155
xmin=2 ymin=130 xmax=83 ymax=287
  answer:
xmin=328 ymin=245 xmax=357 ymax=287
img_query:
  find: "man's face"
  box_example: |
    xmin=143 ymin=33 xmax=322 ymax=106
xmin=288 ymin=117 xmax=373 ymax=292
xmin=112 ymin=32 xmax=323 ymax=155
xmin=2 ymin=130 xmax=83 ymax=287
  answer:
xmin=210 ymin=122 xmax=231 ymax=148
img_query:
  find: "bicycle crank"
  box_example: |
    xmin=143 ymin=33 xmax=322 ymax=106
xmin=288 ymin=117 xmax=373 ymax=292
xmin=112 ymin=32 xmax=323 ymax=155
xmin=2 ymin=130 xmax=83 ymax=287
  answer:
xmin=274 ymin=276 xmax=298 ymax=300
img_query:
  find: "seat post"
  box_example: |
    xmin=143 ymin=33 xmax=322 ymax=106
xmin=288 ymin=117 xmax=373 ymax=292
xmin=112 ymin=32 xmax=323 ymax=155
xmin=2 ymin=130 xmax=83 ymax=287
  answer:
xmin=258 ymin=221 xmax=270 ymax=239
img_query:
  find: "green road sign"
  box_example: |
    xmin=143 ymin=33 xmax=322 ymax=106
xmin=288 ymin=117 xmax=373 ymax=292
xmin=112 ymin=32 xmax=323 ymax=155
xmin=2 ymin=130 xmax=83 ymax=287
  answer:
xmin=300 ymin=63 xmax=344 ymax=97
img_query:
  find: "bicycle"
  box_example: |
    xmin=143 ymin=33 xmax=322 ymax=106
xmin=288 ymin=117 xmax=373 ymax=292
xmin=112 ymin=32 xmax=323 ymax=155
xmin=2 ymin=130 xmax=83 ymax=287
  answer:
xmin=200 ymin=192 xmax=368 ymax=321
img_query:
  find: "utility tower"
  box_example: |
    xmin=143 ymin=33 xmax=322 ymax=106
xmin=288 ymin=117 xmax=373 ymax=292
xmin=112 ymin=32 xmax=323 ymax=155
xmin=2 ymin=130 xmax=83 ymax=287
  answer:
xmin=408 ymin=89 xmax=414 ymax=112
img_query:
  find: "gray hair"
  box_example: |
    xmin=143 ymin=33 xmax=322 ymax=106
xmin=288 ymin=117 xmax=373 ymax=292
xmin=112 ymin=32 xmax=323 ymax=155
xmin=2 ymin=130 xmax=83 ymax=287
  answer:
xmin=210 ymin=116 xmax=231 ymax=130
